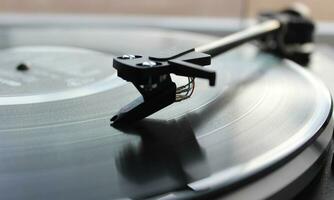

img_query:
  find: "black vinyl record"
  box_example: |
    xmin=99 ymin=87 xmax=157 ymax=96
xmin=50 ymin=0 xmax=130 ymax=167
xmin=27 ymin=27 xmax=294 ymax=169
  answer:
xmin=0 ymin=28 xmax=332 ymax=200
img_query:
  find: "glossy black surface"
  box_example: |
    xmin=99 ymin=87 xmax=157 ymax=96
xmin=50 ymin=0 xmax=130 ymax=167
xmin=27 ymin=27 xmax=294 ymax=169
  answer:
xmin=0 ymin=27 xmax=331 ymax=199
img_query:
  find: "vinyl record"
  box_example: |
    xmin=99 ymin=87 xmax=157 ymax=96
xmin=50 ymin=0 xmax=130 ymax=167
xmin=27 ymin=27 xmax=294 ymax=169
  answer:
xmin=0 ymin=28 xmax=331 ymax=200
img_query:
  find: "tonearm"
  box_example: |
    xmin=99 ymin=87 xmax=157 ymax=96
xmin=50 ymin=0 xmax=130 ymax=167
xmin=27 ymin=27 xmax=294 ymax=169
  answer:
xmin=111 ymin=5 xmax=314 ymax=125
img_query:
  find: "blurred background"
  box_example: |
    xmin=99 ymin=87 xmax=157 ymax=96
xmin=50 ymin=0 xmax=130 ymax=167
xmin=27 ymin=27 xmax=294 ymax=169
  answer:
xmin=0 ymin=0 xmax=332 ymax=49
xmin=0 ymin=0 xmax=332 ymax=21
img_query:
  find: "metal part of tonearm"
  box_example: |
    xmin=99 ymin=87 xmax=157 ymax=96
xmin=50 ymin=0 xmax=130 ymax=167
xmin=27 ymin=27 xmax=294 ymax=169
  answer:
xmin=111 ymin=5 xmax=315 ymax=125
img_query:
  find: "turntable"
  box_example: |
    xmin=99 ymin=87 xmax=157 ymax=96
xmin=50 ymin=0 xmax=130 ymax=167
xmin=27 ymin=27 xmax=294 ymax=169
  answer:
xmin=0 ymin=5 xmax=332 ymax=200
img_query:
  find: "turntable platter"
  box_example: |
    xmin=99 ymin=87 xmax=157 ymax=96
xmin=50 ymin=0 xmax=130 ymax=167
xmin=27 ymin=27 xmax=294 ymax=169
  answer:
xmin=0 ymin=28 xmax=331 ymax=200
